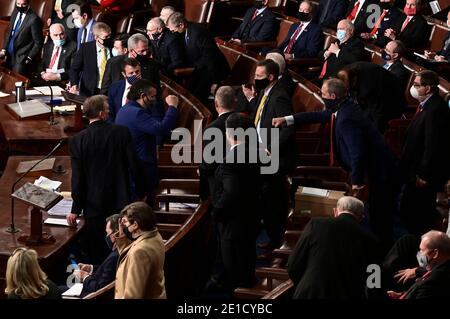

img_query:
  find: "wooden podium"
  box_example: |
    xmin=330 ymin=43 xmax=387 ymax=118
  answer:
xmin=12 ymin=182 xmax=63 ymax=245
xmin=61 ymin=91 xmax=86 ymax=133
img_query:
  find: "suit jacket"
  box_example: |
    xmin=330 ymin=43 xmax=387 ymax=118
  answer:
xmin=403 ymin=260 xmax=450 ymax=299
xmin=69 ymin=120 xmax=146 ymax=218
xmin=374 ymin=8 xmax=406 ymax=48
xmin=70 ymin=41 xmax=111 ymax=97
xmin=319 ymin=37 xmax=367 ymax=79
xmin=100 ymin=54 xmax=160 ymax=95
xmin=316 ymin=0 xmax=347 ymax=27
xmin=184 ymin=22 xmax=230 ymax=82
xmin=293 ymin=97 xmax=398 ymax=186
xmin=81 ymin=248 xmax=119 ymax=296
xmin=199 ymin=112 xmax=234 ymax=200
xmin=279 ymin=69 xmax=297 ymax=97
xmin=287 ymin=214 xmax=379 ymax=299
xmin=3 ymin=8 xmax=43 ymax=63
xmin=397 ymin=14 xmax=431 ymax=48
xmin=387 ymin=60 xmax=410 ymax=92
xmin=277 ymin=21 xmax=324 ymax=59
xmin=115 ymin=230 xmax=166 ymax=299
xmin=107 ymin=79 xmax=127 ymax=123
xmin=345 ymin=0 xmax=376 ymax=34
xmin=437 ymin=31 xmax=450 ymax=60
xmin=348 ymin=61 xmax=407 ymax=132
xmin=38 ymin=39 xmax=77 ymax=81
xmin=212 ymin=143 xmax=262 ymax=239
xmin=76 ymin=19 xmax=96 ymax=50
xmin=232 ymin=7 xmax=279 ymax=43
xmin=400 ymin=94 xmax=450 ymax=189
xmin=250 ymin=81 xmax=296 ymax=174
xmin=149 ymin=28 xmax=185 ymax=76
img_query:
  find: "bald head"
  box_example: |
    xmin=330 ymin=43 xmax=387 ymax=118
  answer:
xmin=147 ymin=17 xmax=165 ymax=40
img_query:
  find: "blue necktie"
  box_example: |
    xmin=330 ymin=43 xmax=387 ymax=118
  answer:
xmin=8 ymin=13 xmax=23 ymax=55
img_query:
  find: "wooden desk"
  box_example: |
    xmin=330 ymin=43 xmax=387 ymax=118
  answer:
xmin=0 ymin=156 xmax=83 ymax=296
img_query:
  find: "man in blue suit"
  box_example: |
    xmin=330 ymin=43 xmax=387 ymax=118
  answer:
xmin=72 ymin=1 xmax=96 ymax=50
xmin=273 ymin=78 xmax=400 ymax=252
xmin=231 ymin=0 xmax=279 ymax=44
xmin=277 ymin=1 xmax=324 ymax=60
xmin=115 ymin=79 xmax=179 ymax=204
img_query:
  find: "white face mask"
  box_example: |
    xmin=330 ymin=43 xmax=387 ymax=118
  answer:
xmin=416 ymin=251 xmax=428 ymax=268
xmin=410 ymin=85 xmax=420 ymax=100
xmin=112 ymin=48 xmax=119 ymax=57
xmin=74 ymin=18 xmax=83 ymax=29
xmin=447 ymin=20 xmax=450 ymax=28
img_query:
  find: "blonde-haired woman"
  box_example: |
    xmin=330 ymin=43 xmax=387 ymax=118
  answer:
xmin=5 ymin=247 xmax=61 ymax=299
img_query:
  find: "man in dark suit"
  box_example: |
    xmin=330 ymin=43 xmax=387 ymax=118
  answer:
xmin=288 ymin=196 xmax=380 ymax=299
xmin=115 ymin=80 xmax=179 ymax=204
xmin=100 ymin=33 xmax=160 ymax=96
xmin=383 ymin=0 xmax=430 ymax=49
xmin=363 ymin=0 xmax=405 ymax=48
xmin=345 ymin=0 xmax=376 ymax=34
xmin=49 ymin=0 xmax=78 ymax=42
xmin=243 ymin=59 xmax=296 ymax=250
xmin=388 ymin=230 xmax=450 ymax=299
xmin=273 ymin=78 xmax=400 ymax=252
xmin=424 ymin=11 xmax=450 ymax=61
xmin=34 ymin=23 xmax=77 ymax=87
xmin=167 ymin=12 xmax=230 ymax=103
xmin=316 ymin=0 xmax=348 ymax=27
xmin=69 ymin=22 xmax=113 ymax=97
xmin=199 ymin=86 xmax=236 ymax=200
xmin=277 ymin=0 xmax=324 ymax=60
xmin=72 ymin=0 xmax=96 ymax=50
xmin=0 ymin=0 xmax=43 ymax=76
xmin=67 ymin=95 xmax=146 ymax=264
xmin=212 ymin=113 xmax=262 ymax=294
xmin=147 ymin=17 xmax=185 ymax=78
xmin=230 ymin=0 xmax=279 ymax=44
xmin=107 ymin=57 xmax=141 ymax=123
xmin=318 ymin=19 xmax=367 ymax=79
xmin=266 ymin=51 xmax=297 ymax=97
xmin=382 ymin=40 xmax=410 ymax=92
xmin=337 ymin=61 xmax=407 ymax=132
xmin=74 ymin=214 xmax=120 ymax=297
xmin=400 ymin=71 xmax=450 ymax=237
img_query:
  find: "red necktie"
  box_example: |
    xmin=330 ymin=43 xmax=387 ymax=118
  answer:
xmin=284 ymin=23 xmax=303 ymax=54
xmin=411 ymin=104 xmax=423 ymax=121
xmin=329 ymin=113 xmax=336 ymax=166
xmin=48 ymin=46 xmax=60 ymax=69
xmin=399 ymin=270 xmax=431 ymax=299
xmin=319 ymin=61 xmax=328 ymax=79
xmin=370 ymin=9 xmax=387 ymax=36
xmin=401 ymin=16 xmax=410 ymax=33
xmin=346 ymin=1 xmax=360 ymax=21
xmin=251 ymin=10 xmax=258 ymax=21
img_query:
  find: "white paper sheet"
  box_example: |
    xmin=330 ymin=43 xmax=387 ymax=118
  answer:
xmin=0 ymin=91 xmax=10 ymax=97
xmin=301 ymin=187 xmax=329 ymax=197
xmin=34 ymin=86 xmax=65 ymax=96
xmin=34 ymin=176 xmax=62 ymax=191
xmin=62 ymin=283 xmax=83 ymax=297
xmin=47 ymin=198 xmax=73 ymax=216
xmin=44 ymin=218 xmax=79 ymax=226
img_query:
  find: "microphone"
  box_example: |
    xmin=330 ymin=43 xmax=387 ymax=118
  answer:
xmin=6 ymin=138 xmax=68 ymax=233
xmin=48 ymin=85 xmax=58 ymax=125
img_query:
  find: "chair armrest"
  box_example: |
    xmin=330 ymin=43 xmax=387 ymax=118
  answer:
xmin=173 ymin=67 xmax=195 ymax=77
xmin=243 ymin=41 xmax=277 ymax=50
xmin=255 ymin=267 xmax=289 ymax=281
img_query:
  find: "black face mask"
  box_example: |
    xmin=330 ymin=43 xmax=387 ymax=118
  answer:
xmin=102 ymin=37 xmax=114 ymax=49
xmin=323 ymin=97 xmax=342 ymax=112
xmin=297 ymin=12 xmax=310 ymax=21
xmin=151 ymin=32 xmax=162 ymax=40
xmin=254 ymin=0 xmax=264 ymax=9
xmin=143 ymin=94 xmax=157 ymax=112
xmin=105 ymin=234 xmax=114 ymax=250
xmin=16 ymin=5 xmax=28 ymax=13
xmin=123 ymin=226 xmax=134 ymax=240
xmin=381 ymin=50 xmax=392 ymax=61
xmin=254 ymin=77 xmax=271 ymax=93
xmin=380 ymin=2 xmax=392 ymax=10
xmin=135 ymin=53 xmax=148 ymax=64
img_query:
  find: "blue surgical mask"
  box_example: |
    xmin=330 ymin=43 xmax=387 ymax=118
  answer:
xmin=53 ymin=39 xmax=65 ymax=47
xmin=336 ymin=29 xmax=347 ymax=42
xmin=416 ymin=251 xmax=428 ymax=268
xmin=448 ymin=99 xmax=450 ymax=108
xmin=112 ymin=48 xmax=120 ymax=57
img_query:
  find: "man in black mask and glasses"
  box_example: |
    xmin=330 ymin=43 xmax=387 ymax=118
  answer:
xmin=115 ymin=79 xmax=179 ymax=206
xmin=273 ymin=78 xmax=400 ymax=254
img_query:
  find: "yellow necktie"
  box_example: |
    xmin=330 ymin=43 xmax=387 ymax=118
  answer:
xmin=254 ymin=94 xmax=267 ymax=126
xmin=54 ymin=0 xmax=62 ymax=11
xmin=98 ymin=48 xmax=107 ymax=87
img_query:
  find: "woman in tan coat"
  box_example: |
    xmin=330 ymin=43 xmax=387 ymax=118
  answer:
xmin=114 ymin=202 xmax=166 ymax=299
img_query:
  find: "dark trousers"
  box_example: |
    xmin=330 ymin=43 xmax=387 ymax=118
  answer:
xmin=82 ymin=216 xmax=109 ymax=265
xmin=261 ymin=174 xmax=289 ymax=248
xmin=400 ymin=182 xmax=440 ymax=237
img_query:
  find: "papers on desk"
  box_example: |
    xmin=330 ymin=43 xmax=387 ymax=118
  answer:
xmin=34 ymin=176 xmax=62 ymax=191
xmin=47 ymin=198 xmax=73 ymax=216
xmin=0 ymin=91 xmax=10 ymax=97
xmin=25 ymin=89 xmax=44 ymax=96
xmin=34 ymin=86 xmax=66 ymax=96
xmin=54 ymin=104 xmax=79 ymax=113
xmin=301 ymin=187 xmax=329 ymax=197
xmin=62 ymin=283 xmax=83 ymax=297
xmin=6 ymin=99 xmax=50 ymax=119
xmin=44 ymin=217 xmax=79 ymax=226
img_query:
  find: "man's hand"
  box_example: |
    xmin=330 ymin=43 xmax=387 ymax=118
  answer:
xmin=56 ymin=10 xmax=64 ymax=20
xmin=360 ymin=33 xmax=371 ymax=39
xmin=230 ymin=38 xmax=241 ymax=44
xmin=272 ymin=117 xmax=286 ymax=127
xmin=69 ymin=85 xmax=79 ymax=94
xmin=242 ymin=84 xmax=256 ymax=101
xmin=0 ymin=50 xmax=6 ymax=60
xmin=384 ymin=28 xmax=396 ymax=40
xmin=435 ymin=55 xmax=446 ymax=62
xmin=166 ymin=95 xmax=179 ymax=108
xmin=284 ymin=53 xmax=293 ymax=60
xmin=78 ymin=263 xmax=93 ymax=273
xmin=74 ymin=269 xmax=90 ymax=281
xmin=387 ymin=290 xmax=402 ymax=299
xmin=41 ymin=72 xmax=59 ymax=81
xmin=66 ymin=213 xmax=78 ymax=227
xmin=327 ymin=42 xmax=339 ymax=55
xmin=118 ymin=217 xmax=125 ymax=237
xmin=424 ymin=50 xmax=435 ymax=59
xmin=394 ymin=268 xmax=417 ymax=284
